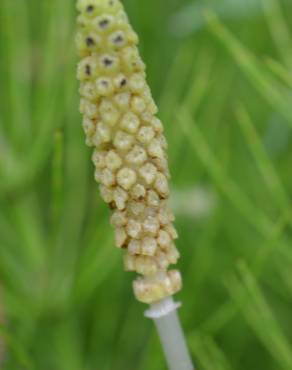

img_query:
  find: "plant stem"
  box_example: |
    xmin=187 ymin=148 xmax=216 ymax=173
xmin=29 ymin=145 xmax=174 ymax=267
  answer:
xmin=145 ymin=297 xmax=194 ymax=370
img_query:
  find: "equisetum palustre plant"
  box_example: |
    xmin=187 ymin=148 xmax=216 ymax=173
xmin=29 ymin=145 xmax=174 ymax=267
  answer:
xmin=76 ymin=0 xmax=182 ymax=304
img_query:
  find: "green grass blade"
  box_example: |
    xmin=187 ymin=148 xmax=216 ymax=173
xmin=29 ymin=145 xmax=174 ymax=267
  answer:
xmin=260 ymin=0 xmax=292 ymax=67
xmin=190 ymin=333 xmax=232 ymax=370
xmin=264 ymin=57 xmax=292 ymax=88
xmin=0 ymin=0 xmax=31 ymax=149
xmin=179 ymin=108 xmax=273 ymax=236
xmin=228 ymin=261 xmax=292 ymax=370
xmin=205 ymin=12 xmax=292 ymax=127
xmin=235 ymin=103 xmax=290 ymax=214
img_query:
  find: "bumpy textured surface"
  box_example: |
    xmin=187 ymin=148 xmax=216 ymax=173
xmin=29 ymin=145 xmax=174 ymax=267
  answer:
xmin=76 ymin=0 xmax=182 ymax=304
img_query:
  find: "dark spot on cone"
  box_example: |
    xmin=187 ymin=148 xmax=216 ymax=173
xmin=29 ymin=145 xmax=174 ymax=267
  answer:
xmin=99 ymin=19 xmax=110 ymax=29
xmin=86 ymin=37 xmax=95 ymax=47
xmin=85 ymin=64 xmax=91 ymax=75
xmin=86 ymin=5 xmax=94 ymax=12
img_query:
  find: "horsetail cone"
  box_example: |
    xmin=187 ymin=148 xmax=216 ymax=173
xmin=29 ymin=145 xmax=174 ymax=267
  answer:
xmin=76 ymin=0 xmax=182 ymax=304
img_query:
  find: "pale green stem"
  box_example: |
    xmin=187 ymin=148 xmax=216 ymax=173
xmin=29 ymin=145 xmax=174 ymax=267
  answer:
xmin=145 ymin=297 xmax=194 ymax=370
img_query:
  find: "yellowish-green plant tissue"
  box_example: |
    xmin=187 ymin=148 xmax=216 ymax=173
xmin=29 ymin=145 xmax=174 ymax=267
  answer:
xmin=76 ymin=0 xmax=182 ymax=304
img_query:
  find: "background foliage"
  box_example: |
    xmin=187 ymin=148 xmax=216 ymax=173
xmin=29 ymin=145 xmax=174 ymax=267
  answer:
xmin=0 ymin=0 xmax=292 ymax=369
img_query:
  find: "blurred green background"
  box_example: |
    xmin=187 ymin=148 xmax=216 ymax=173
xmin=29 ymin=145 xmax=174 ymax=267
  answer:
xmin=1 ymin=0 xmax=292 ymax=369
